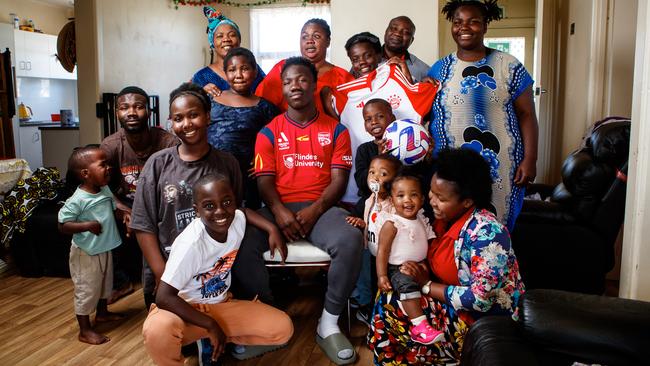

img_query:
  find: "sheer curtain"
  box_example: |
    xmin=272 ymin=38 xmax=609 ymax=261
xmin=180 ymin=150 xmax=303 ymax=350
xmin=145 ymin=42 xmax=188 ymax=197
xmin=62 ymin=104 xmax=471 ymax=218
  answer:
xmin=250 ymin=5 xmax=331 ymax=73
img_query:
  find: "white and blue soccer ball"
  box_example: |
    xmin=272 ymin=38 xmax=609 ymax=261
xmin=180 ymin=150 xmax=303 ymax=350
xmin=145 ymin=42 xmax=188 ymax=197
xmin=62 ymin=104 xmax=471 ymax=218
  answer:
xmin=383 ymin=119 xmax=432 ymax=165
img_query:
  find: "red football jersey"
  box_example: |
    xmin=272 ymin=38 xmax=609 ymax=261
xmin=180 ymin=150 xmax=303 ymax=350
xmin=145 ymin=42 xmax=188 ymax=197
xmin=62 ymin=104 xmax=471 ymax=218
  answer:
xmin=255 ymin=59 xmax=355 ymax=113
xmin=254 ymin=112 xmax=353 ymax=203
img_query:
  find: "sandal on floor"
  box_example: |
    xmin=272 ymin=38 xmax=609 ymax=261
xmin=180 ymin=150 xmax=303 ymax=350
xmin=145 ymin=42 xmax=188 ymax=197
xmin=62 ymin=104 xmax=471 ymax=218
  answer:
xmin=315 ymin=333 xmax=357 ymax=365
xmin=230 ymin=343 xmax=287 ymax=360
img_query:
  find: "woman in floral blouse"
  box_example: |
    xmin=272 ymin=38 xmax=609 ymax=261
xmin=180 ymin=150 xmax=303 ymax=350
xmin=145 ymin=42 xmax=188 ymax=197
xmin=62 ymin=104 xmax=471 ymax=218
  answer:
xmin=368 ymin=148 xmax=525 ymax=365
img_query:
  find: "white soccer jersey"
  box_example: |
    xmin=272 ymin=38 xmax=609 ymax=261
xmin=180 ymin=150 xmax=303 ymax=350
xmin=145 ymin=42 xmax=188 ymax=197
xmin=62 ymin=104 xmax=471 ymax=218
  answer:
xmin=331 ymin=64 xmax=438 ymax=204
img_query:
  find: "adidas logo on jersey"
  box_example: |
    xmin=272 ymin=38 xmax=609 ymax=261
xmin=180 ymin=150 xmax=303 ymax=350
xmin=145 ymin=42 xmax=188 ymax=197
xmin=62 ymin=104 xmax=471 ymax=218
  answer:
xmin=277 ymin=132 xmax=290 ymax=150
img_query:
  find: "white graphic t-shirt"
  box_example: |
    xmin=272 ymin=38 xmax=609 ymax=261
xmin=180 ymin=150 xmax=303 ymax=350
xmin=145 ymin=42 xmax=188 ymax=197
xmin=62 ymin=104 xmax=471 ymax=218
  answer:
xmin=161 ymin=210 xmax=245 ymax=304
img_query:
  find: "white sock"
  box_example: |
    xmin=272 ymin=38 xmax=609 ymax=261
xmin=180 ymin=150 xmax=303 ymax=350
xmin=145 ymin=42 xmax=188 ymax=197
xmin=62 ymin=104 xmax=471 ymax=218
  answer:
xmin=317 ymin=309 xmax=341 ymax=338
xmin=317 ymin=309 xmax=354 ymax=360
xmin=411 ymin=315 xmax=426 ymax=326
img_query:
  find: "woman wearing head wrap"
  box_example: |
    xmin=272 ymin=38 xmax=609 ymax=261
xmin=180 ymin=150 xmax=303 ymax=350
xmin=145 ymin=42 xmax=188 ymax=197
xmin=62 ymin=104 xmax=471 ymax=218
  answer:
xmin=254 ymin=18 xmax=354 ymax=112
xmin=192 ymin=7 xmax=266 ymax=99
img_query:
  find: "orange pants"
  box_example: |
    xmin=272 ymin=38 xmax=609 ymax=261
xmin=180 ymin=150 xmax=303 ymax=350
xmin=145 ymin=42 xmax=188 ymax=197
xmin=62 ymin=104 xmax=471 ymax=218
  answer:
xmin=142 ymin=297 xmax=293 ymax=366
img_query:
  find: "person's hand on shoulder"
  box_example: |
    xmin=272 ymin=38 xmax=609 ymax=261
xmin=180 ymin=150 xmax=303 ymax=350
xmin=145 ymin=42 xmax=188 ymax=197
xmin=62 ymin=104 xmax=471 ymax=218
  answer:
xmin=203 ymin=83 xmax=222 ymax=101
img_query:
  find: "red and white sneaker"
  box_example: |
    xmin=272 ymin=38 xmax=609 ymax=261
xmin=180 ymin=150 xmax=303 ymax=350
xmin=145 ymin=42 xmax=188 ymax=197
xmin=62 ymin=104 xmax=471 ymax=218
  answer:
xmin=410 ymin=321 xmax=445 ymax=345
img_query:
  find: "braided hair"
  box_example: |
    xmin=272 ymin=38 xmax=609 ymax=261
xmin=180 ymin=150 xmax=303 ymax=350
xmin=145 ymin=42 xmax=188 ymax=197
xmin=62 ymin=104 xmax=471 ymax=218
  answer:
xmin=442 ymin=0 xmax=502 ymax=24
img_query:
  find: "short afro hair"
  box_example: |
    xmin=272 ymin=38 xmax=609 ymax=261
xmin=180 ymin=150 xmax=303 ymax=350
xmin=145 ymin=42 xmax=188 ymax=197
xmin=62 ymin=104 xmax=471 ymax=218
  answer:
xmin=117 ymin=86 xmax=150 ymax=109
xmin=442 ymin=0 xmax=502 ymax=24
xmin=192 ymin=173 xmax=232 ymax=203
xmin=67 ymin=146 xmax=103 ymax=182
xmin=223 ymin=47 xmax=258 ymax=74
xmin=281 ymin=56 xmax=318 ymax=83
xmin=435 ymin=148 xmax=493 ymax=210
xmin=363 ymin=98 xmax=393 ymax=114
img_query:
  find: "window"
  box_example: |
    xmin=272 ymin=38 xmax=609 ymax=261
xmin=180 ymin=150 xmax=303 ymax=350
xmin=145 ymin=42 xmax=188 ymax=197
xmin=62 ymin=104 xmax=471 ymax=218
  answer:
xmin=250 ymin=5 xmax=331 ymax=73
xmin=484 ymin=37 xmax=526 ymax=65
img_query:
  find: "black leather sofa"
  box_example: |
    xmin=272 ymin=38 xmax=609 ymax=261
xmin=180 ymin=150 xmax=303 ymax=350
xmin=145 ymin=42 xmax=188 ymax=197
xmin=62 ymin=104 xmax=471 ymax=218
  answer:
xmin=511 ymin=118 xmax=631 ymax=294
xmin=461 ymin=289 xmax=650 ymax=366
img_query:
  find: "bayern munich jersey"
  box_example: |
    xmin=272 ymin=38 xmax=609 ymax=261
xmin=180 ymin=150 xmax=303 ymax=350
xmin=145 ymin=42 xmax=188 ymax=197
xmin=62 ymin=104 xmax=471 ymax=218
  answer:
xmin=331 ymin=63 xmax=438 ymax=203
xmin=254 ymin=112 xmax=353 ymax=203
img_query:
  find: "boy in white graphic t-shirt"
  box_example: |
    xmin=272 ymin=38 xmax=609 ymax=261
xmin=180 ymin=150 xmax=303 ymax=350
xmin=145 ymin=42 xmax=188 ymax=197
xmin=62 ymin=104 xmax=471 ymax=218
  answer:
xmin=142 ymin=174 xmax=293 ymax=365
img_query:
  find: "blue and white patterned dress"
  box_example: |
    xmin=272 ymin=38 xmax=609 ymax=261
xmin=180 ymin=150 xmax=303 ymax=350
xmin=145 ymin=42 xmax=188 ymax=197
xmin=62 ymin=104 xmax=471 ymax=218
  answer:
xmin=428 ymin=49 xmax=533 ymax=230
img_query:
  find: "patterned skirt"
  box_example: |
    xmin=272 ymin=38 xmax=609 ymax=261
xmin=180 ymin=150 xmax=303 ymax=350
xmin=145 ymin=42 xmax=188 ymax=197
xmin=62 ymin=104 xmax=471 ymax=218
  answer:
xmin=368 ymin=291 xmax=473 ymax=366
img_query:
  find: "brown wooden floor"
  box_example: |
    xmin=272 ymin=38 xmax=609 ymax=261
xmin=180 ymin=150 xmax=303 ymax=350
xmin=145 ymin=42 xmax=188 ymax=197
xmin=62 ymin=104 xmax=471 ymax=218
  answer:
xmin=0 ymin=264 xmax=374 ymax=365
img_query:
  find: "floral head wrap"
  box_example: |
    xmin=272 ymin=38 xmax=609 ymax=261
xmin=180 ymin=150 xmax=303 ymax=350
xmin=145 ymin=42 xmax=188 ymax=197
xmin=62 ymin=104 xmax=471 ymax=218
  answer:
xmin=204 ymin=6 xmax=241 ymax=49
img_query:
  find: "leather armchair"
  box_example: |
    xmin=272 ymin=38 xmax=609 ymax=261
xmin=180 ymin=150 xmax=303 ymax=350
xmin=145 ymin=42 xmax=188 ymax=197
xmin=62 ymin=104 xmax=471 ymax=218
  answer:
xmin=511 ymin=117 xmax=631 ymax=294
xmin=460 ymin=289 xmax=650 ymax=366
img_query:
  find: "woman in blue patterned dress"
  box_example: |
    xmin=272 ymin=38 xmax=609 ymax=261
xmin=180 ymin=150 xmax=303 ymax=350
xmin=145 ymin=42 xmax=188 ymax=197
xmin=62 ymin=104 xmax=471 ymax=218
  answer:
xmin=428 ymin=0 xmax=538 ymax=230
xmin=192 ymin=7 xmax=265 ymax=100
xmin=368 ymin=148 xmax=524 ymax=365
xmin=208 ymin=47 xmax=279 ymax=209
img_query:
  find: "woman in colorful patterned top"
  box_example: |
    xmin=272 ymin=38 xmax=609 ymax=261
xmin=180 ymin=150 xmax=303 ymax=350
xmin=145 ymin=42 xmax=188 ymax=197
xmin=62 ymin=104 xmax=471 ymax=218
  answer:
xmin=428 ymin=0 xmax=538 ymax=230
xmin=368 ymin=148 xmax=524 ymax=365
xmin=192 ymin=7 xmax=265 ymax=99
xmin=208 ymin=47 xmax=279 ymax=209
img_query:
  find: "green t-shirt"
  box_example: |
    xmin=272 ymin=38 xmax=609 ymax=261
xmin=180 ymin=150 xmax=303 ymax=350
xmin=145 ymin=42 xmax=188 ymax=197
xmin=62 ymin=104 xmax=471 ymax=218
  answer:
xmin=58 ymin=185 xmax=121 ymax=255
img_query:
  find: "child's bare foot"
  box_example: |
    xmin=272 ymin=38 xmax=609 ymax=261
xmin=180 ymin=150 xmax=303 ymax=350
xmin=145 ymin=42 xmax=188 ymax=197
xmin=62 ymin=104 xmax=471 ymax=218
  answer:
xmin=108 ymin=283 xmax=134 ymax=305
xmin=78 ymin=329 xmax=110 ymax=345
xmin=95 ymin=311 xmax=126 ymax=323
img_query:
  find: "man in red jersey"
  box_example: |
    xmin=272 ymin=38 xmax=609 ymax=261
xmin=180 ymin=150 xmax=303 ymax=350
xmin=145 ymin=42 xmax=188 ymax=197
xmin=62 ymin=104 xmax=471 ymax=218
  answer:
xmin=234 ymin=57 xmax=362 ymax=365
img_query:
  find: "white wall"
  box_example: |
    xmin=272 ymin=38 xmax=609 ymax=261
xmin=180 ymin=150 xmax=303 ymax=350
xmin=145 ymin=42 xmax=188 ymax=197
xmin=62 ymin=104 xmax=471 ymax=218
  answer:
xmin=76 ymin=0 xmax=206 ymax=144
xmin=605 ymin=0 xmax=637 ymax=118
xmin=556 ymin=0 xmax=594 ymax=160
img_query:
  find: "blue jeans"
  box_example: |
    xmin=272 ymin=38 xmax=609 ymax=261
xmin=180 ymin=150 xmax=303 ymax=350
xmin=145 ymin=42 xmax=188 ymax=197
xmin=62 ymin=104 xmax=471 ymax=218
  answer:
xmin=350 ymin=248 xmax=373 ymax=306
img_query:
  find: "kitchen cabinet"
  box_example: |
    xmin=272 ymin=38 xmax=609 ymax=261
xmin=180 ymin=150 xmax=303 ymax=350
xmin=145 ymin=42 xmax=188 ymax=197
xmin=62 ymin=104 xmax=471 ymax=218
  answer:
xmin=13 ymin=30 xmax=76 ymax=80
xmin=18 ymin=125 xmax=43 ymax=169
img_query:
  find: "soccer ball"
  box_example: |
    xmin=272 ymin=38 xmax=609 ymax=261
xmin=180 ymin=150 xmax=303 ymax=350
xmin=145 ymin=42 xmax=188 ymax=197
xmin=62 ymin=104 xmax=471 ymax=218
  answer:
xmin=383 ymin=119 xmax=432 ymax=165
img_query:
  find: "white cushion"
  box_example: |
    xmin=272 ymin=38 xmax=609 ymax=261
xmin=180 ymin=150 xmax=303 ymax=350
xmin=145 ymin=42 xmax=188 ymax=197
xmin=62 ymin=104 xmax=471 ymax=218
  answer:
xmin=263 ymin=240 xmax=331 ymax=263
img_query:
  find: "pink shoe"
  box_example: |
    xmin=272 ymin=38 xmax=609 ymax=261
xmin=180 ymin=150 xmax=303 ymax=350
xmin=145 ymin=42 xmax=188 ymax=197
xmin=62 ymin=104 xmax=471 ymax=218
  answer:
xmin=410 ymin=321 xmax=445 ymax=345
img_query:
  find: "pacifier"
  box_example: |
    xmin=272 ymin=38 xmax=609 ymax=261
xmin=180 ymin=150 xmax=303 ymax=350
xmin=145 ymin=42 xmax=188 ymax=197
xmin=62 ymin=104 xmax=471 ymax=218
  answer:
xmin=369 ymin=180 xmax=381 ymax=194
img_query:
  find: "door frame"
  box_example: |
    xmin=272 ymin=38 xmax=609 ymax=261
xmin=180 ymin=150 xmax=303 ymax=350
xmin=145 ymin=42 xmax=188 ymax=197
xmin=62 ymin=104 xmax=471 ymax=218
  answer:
xmin=533 ymin=0 xmax=559 ymax=183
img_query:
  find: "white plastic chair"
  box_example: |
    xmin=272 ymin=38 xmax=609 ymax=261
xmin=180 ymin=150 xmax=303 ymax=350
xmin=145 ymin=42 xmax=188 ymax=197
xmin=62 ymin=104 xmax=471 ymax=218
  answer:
xmin=263 ymin=240 xmax=352 ymax=333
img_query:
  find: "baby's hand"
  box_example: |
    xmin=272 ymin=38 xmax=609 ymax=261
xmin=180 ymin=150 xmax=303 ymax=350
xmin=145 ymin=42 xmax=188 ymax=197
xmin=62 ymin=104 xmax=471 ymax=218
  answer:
xmin=345 ymin=216 xmax=366 ymax=229
xmin=377 ymin=138 xmax=389 ymax=154
xmin=378 ymin=275 xmax=392 ymax=292
xmin=86 ymin=221 xmax=102 ymax=235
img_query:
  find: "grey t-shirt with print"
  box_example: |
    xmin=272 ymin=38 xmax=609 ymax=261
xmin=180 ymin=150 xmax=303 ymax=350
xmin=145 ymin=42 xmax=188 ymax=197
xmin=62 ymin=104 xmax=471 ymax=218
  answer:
xmin=130 ymin=146 xmax=242 ymax=295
